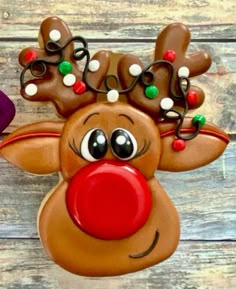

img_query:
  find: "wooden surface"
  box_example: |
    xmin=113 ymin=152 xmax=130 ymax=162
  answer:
xmin=0 ymin=0 xmax=235 ymax=288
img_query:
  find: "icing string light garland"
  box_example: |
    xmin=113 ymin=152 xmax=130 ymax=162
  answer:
xmin=20 ymin=35 xmax=206 ymax=148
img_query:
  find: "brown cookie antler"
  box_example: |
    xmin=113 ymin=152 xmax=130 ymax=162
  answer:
xmin=118 ymin=23 xmax=211 ymax=118
xmin=19 ymin=16 xmax=111 ymax=118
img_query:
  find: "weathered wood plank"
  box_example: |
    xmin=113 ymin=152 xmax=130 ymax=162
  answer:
xmin=0 ymin=239 xmax=235 ymax=289
xmin=0 ymin=140 xmax=235 ymax=240
xmin=0 ymin=0 xmax=235 ymax=39
xmin=0 ymin=1 xmax=234 ymax=288
xmin=0 ymin=41 xmax=235 ymax=133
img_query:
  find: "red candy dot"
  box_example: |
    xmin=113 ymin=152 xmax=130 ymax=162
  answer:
xmin=73 ymin=81 xmax=86 ymax=94
xmin=172 ymin=139 xmax=186 ymax=151
xmin=25 ymin=50 xmax=38 ymax=62
xmin=163 ymin=50 xmax=176 ymax=62
xmin=187 ymin=91 xmax=198 ymax=106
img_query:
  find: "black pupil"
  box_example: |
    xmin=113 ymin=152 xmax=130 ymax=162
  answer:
xmin=88 ymin=129 xmax=107 ymax=159
xmin=111 ymin=129 xmax=134 ymax=159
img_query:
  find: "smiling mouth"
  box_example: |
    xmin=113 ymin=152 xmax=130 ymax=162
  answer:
xmin=129 ymin=230 xmax=159 ymax=259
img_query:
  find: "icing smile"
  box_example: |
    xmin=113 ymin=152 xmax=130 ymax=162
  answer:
xmin=129 ymin=230 xmax=159 ymax=258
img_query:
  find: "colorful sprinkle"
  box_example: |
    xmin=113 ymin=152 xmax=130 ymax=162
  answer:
xmin=25 ymin=83 xmax=38 ymax=96
xmin=160 ymin=97 xmax=174 ymax=110
xmin=192 ymin=114 xmax=206 ymax=126
xmin=172 ymin=139 xmax=186 ymax=151
xmin=163 ymin=50 xmax=176 ymax=62
xmin=73 ymin=81 xmax=86 ymax=94
xmin=129 ymin=64 xmax=142 ymax=77
xmin=107 ymin=89 xmax=119 ymax=102
xmin=25 ymin=50 xmax=38 ymax=63
xmin=63 ymin=74 xmax=76 ymax=87
xmin=178 ymin=66 xmax=190 ymax=78
xmin=187 ymin=90 xmax=198 ymax=106
xmin=145 ymin=85 xmax=159 ymax=99
xmin=49 ymin=29 xmax=61 ymax=42
xmin=88 ymin=60 xmax=100 ymax=72
xmin=58 ymin=61 xmax=73 ymax=75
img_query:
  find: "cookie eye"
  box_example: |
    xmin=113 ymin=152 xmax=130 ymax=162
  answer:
xmin=81 ymin=129 xmax=108 ymax=162
xmin=111 ymin=128 xmax=137 ymax=160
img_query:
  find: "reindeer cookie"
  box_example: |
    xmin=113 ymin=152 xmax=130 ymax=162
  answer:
xmin=0 ymin=17 xmax=229 ymax=276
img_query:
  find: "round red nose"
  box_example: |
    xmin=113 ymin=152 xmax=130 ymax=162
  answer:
xmin=66 ymin=160 xmax=152 ymax=240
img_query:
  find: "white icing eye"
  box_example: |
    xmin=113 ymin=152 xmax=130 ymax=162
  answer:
xmin=80 ymin=129 xmax=108 ymax=162
xmin=111 ymin=128 xmax=138 ymax=160
xmin=25 ymin=83 xmax=38 ymax=96
xmin=129 ymin=64 xmax=142 ymax=76
xmin=63 ymin=74 xmax=76 ymax=86
xmin=49 ymin=29 xmax=61 ymax=42
xmin=178 ymin=66 xmax=190 ymax=78
xmin=107 ymin=89 xmax=119 ymax=102
xmin=88 ymin=60 xmax=100 ymax=72
xmin=160 ymin=97 xmax=174 ymax=110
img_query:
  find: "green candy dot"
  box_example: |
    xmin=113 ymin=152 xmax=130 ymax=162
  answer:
xmin=192 ymin=114 xmax=206 ymax=126
xmin=58 ymin=61 xmax=72 ymax=75
xmin=145 ymin=85 xmax=159 ymax=99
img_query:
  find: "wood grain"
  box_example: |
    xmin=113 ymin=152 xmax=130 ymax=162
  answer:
xmin=1 ymin=0 xmax=235 ymax=39
xmin=0 ymin=0 xmax=235 ymax=287
xmin=0 ymin=240 xmax=235 ymax=289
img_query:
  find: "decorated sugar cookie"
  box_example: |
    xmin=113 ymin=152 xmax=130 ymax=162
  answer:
xmin=0 ymin=17 xmax=229 ymax=277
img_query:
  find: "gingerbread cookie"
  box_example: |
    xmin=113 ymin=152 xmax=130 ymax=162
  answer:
xmin=0 ymin=17 xmax=229 ymax=276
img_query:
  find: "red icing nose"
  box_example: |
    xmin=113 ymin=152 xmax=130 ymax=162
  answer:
xmin=66 ymin=160 xmax=152 ymax=240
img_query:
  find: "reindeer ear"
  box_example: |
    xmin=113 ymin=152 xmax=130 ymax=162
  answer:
xmin=0 ymin=122 xmax=64 ymax=174
xmin=158 ymin=118 xmax=230 ymax=171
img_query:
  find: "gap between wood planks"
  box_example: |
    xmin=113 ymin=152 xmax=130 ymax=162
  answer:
xmin=0 ymin=38 xmax=236 ymax=43
xmin=0 ymin=237 xmax=235 ymax=242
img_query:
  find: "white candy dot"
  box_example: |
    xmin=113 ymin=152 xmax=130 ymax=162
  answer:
xmin=63 ymin=74 xmax=76 ymax=86
xmin=49 ymin=29 xmax=61 ymax=42
xmin=129 ymin=64 xmax=142 ymax=77
xmin=178 ymin=66 xmax=190 ymax=78
xmin=160 ymin=97 xmax=174 ymax=110
xmin=166 ymin=111 xmax=179 ymax=118
xmin=88 ymin=60 xmax=100 ymax=72
xmin=25 ymin=83 xmax=38 ymax=96
xmin=107 ymin=89 xmax=119 ymax=102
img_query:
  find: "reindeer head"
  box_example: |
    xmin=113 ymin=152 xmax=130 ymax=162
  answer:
xmin=0 ymin=17 xmax=229 ymax=276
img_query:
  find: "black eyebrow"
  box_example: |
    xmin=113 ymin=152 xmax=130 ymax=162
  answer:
xmin=118 ymin=114 xmax=134 ymax=124
xmin=83 ymin=112 xmax=100 ymax=124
